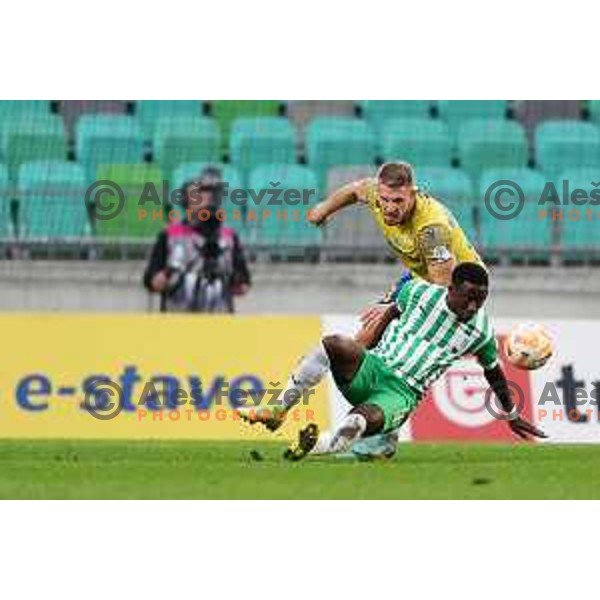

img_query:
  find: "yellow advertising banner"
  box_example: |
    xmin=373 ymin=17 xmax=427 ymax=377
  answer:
xmin=0 ymin=314 xmax=328 ymax=439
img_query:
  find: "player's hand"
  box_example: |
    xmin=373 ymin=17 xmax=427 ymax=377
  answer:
xmin=307 ymin=204 xmax=328 ymax=226
xmin=359 ymin=304 xmax=391 ymax=330
xmin=356 ymin=304 xmax=397 ymax=349
xmin=508 ymin=416 xmax=547 ymax=440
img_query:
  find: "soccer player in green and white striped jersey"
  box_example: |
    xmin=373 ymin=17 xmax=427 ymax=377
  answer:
xmin=241 ymin=262 xmax=546 ymax=459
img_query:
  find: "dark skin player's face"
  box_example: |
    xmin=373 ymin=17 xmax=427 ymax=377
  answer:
xmin=446 ymin=281 xmax=488 ymax=322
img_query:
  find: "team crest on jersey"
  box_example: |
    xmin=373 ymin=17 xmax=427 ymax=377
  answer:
xmin=430 ymin=245 xmax=452 ymax=262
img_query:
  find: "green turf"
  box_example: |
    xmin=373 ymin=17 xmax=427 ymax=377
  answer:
xmin=1 ymin=440 xmax=599 ymax=499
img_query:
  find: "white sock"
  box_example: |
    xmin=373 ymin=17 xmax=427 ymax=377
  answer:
xmin=280 ymin=341 xmax=330 ymax=410
xmin=310 ymin=413 xmax=367 ymax=455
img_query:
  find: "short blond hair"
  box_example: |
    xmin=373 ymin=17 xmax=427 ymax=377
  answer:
xmin=376 ymin=162 xmax=415 ymax=188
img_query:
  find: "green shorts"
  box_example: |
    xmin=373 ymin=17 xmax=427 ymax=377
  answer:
xmin=337 ymin=352 xmax=421 ymax=432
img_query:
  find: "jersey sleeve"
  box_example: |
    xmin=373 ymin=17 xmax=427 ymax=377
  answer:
xmin=416 ymin=223 xmax=454 ymax=264
xmin=395 ymin=279 xmax=428 ymax=311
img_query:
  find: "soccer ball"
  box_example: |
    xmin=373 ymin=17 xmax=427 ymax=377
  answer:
xmin=504 ymin=323 xmax=554 ymax=370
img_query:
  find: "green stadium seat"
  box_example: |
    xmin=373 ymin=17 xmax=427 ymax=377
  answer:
xmin=478 ymin=199 xmax=552 ymax=254
xmin=556 ymin=169 xmax=600 ymax=251
xmin=588 ymin=101 xmax=600 ymax=125
xmin=436 ymin=100 xmax=508 ymax=139
xmin=153 ymin=117 xmax=221 ymax=175
xmin=229 ymin=117 xmax=296 ymax=177
xmin=306 ymin=117 xmax=377 ymax=190
xmin=415 ymin=166 xmax=476 ymax=239
xmin=381 ymin=118 xmax=451 ymax=167
xmin=535 ymin=121 xmax=600 ymax=179
xmin=76 ymin=116 xmax=144 ymax=178
xmin=457 ymin=119 xmax=528 ymax=179
xmin=0 ymin=101 xmax=51 ymax=126
xmin=0 ymin=164 xmax=14 ymax=239
xmin=359 ymin=101 xmax=431 ymax=133
xmin=478 ymin=168 xmax=551 ymax=256
xmin=94 ymin=164 xmax=164 ymax=239
xmin=210 ymin=101 xmax=281 ymax=147
xmin=18 ymin=161 xmax=86 ymax=190
xmin=18 ymin=161 xmax=91 ymax=240
xmin=416 ymin=166 xmax=474 ymax=201
xmin=247 ymin=164 xmax=321 ymax=247
xmin=1 ymin=116 xmax=67 ymax=179
xmin=136 ymin=100 xmax=202 ymax=139
xmin=478 ymin=168 xmax=546 ymax=204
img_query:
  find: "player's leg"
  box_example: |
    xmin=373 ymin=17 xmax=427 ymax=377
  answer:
xmin=239 ymin=334 xmax=365 ymax=431
xmin=285 ymin=353 xmax=419 ymax=461
xmin=284 ymin=403 xmax=384 ymax=461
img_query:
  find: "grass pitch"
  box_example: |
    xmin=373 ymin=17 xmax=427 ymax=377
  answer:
xmin=0 ymin=440 xmax=599 ymax=499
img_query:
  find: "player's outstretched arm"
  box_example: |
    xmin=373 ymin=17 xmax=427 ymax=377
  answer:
xmin=308 ymin=179 xmax=368 ymax=225
xmin=484 ymin=364 xmax=548 ymax=440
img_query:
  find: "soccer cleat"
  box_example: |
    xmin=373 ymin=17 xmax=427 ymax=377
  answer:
xmin=238 ymin=406 xmax=287 ymax=432
xmin=350 ymin=431 xmax=398 ymax=460
xmin=283 ymin=423 xmax=320 ymax=461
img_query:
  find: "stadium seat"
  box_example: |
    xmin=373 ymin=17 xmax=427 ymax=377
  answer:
xmin=18 ymin=161 xmax=86 ymax=190
xmin=0 ymin=164 xmax=14 ymax=239
xmin=18 ymin=161 xmax=91 ymax=240
xmin=247 ymin=164 xmax=321 ymax=247
xmin=380 ymin=118 xmax=452 ymax=167
xmin=136 ymin=100 xmax=203 ymax=139
xmin=153 ymin=117 xmax=221 ymax=175
xmin=76 ymin=115 xmax=145 ymax=178
xmin=0 ymin=101 xmax=51 ymax=125
xmin=478 ymin=168 xmax=547 ymax=204
xmin=94 ymin=164 xmax=164 ymax=239
xmin=589 ymin=101 xmax=600 ymax=125
xmin=478 ymin=198 xmax=552 ymax=255
xmin=478 ymin=168 xmax=552 ymax=257
xmin=415 ymin=166 xmax=476 ymax=239
xmin=436 ymin=100 xmax=508 ymax=139
xmin=60 ymin=101 xmax=129 ymax=139
xmin=535 ymin=120 xmax=600 ymax=179
xmin=229 ymin=117 xmax=296 ymax=177
xmin=556 ymin=169 xmax=600 ymax=251
xmin=306 ymin=118 xmax=377 ymax=190
xmin=457 ymin=119 xmax=528 ymax=179
xmin=210 ymin=101 xmax=281 ymax=147
xmin=513 ymin=100 xmax=583 ymax=145
xmin=1 ymin=116 xmax=67 ymax=179
xmin=359 ymin=101 xmax=431 ymax=133
xmin=326 ymin=165 xmax=376 ymax=195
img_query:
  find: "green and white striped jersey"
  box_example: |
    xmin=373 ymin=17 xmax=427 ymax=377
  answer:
xmin=371 ymin=279 xmax=499 ymax=393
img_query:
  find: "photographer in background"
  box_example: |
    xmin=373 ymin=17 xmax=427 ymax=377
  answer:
xmin=143 ymin=167 xmax=251 ymax=313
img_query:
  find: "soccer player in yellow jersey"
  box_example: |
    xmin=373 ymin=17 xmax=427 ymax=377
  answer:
xmin=309 ymin=161 xmax=483 ymax=316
